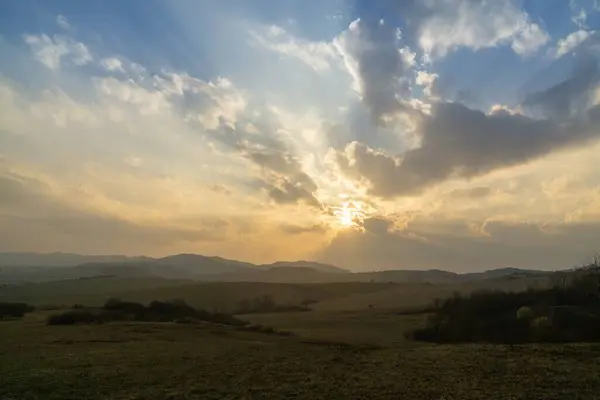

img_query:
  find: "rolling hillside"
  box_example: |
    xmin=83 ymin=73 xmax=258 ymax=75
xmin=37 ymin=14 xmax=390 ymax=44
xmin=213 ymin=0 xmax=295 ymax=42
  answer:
xmin=0 ymin=252 xmax=553 ymax=285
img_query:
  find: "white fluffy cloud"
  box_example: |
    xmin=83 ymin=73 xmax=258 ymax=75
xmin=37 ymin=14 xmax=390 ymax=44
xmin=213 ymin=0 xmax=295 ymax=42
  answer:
xmin=100 ymin=58 xmax=125 ymax=72
xmin=250 ymin=25 xmax=340 ymax=72
xmin=511 ymin=23 xmax=550 ymax=56
xmin=551 ymin=30 xmax=594 ymax=59
xmin=415 ymin=71 xmax=439 ymax=97
xmin=418 ymin=0 xmax=549 ymax=60
xmin=56 ymin=15 xmax=71 ymax=30
xmin=23 ymin=34 xmax=92 ymax=70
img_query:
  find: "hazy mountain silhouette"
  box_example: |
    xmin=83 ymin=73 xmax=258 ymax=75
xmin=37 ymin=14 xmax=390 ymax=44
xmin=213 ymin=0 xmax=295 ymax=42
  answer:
xmin=0 ymin=252 xmax=550 ymax=284
xmin=0 ymin=252 xmax=149 ymax=267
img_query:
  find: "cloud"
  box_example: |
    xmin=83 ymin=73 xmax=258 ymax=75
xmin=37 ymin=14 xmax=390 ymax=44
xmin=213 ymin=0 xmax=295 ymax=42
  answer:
xmin=523 ymin=52 xmax=599 ymax=119
xmin=511 ymin=23 xmax=550 ymax=56
xmin=551 ymin=30 xmax=594 ymax=59
xmin=330 ymin=49 xmax=600 ymax=197
xmin=569 ymin=0 xmax=588 ymax=28
xmin=23 ymin=34 xmax=92 ymax=70
xmin=95 ymin=77 xmax=173 ymax=116
xmin=206 ymin=184 xmax=232 ymax=196
xmin=0 ymin=170 xmax=223 ymax=255
xmin=100 ymin=58 xmax=125 ymax=72
xmin=334 ymin=18 xmax=415 ymax=122
xmin=81 ymin=60 xmax=321 ymax=211
xmin=243 ymin=149 xmax=322 ymax=208
xmin=56 ymin=15 xmax=71 ymax=30
xmin=6 ymin=3 xmax=600 ymax=267
xmin=264 ymin=179 xmax=320 ymax=208
xmin=362 ymin=217 xmax=394 ymax=235
xmin=415 ymin=70 xmax=439 ymax=97
xmin=448 ymin=186 xmax=492 ymax=199
xmin=416 ymin=0 xmax=549 ymax=60
xmin=280 ymin=223 xmax=328 ymax=235
xmin=335 ymin=98 xmax=600 ymax=197
xmin=573 ymin=9 xmax=588 ymax=28
xmin=255 ymin=158 xmax=321 ymax=207
xmin=93 ymin=72 xmax=246 ymax=129
xmin=250 ymin=25 xmax=340 ymax=72
xmin=318 ymin=217 xmax=600 ymax=271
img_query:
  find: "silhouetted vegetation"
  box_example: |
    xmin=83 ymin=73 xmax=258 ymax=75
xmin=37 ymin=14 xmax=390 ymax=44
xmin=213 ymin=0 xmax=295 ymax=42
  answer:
xmin=48 ymin=299 xmax=247 ymax=326
xmin=47 ymin=310 xmax=106 ymax=325
xmin=411 ymin=264 xmax=600 ymax=344
xmin=238 ymin=323 xmax=294 ymax=336
xmin=235 ymin=295 xmax=312 ymax=314
xmin=0 ymin=302 xmax=35 ymax=320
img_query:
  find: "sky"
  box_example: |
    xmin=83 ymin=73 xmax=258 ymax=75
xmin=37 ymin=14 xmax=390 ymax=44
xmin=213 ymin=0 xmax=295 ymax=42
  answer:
xmin=1 ymin=0 xmax=600 ymax=272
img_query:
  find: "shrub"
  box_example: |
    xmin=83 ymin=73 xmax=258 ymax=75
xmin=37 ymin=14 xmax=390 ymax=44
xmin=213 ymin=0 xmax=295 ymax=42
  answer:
xmin=241 ymin=324 xmax=294 ymax=336
xmin=410 ymin=267 xmax=600 ymax=344
xmin=104 ymin=298 xmax=145 ymax=313
xmin=48 ymin=310 xmax=105 ymax=325
xmin=531 ymin=316 xmax=550 ymax=329
xmin=47 ymin=299 xmax=248 ymax=327
xmin=0 ymin=302 xmax=35 ymax=320
xmin=516 ymin=306 xmax=533 ymax=320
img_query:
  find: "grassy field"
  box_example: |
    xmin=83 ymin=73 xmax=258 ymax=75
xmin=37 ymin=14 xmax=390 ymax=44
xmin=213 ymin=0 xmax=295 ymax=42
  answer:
xmin=243 ymin=308 xmax=426 ymax=345
xmin=0 ymin=279 xmax=397 ymax=311
xmin=4 ymin=278 xmax=598 ymax=399
xmin=0 ymin=275 xmax=549 ymax=312
xmin=2 ymin=310 xmax=600 ymax=399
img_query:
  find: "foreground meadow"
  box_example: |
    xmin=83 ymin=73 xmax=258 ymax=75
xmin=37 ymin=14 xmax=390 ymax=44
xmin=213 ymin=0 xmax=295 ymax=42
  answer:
xmin=2 ymin=310 xmax=600 ymax=400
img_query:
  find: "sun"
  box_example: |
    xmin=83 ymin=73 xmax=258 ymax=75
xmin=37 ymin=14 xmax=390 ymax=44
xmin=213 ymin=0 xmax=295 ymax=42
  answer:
xmin=333 ymin=198 xmax=365 ymax=229
xmin=339 ymin=207 xmax=354 ymax=227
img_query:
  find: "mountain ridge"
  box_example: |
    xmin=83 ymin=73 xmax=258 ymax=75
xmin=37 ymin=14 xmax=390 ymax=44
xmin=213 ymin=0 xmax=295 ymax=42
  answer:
xmin=0 ymin=252 xmax=553 ymax=284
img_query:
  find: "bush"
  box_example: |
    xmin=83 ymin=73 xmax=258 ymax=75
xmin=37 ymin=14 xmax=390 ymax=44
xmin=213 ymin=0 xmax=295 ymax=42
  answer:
xmin=410 ymin=268 xmax=600 ymax=344
xmin=240 ymin=324 xmax=294 ymax=336
xmin=47 ymin=299 xmax=248 ymax=327
xmin=48 ymin=310 xmax=105 ymax=325
xmin=516 ymin=306 xmax=533 ymax=320
xmin=104 ymin=298 xmax=145 ymax=313
xmin=0 ymin=302 xmax=35 ymax=320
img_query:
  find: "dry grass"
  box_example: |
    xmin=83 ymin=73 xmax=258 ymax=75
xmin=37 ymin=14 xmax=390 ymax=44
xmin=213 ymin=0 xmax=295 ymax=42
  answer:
xmin=1 ymin=310 xmax=600 ymax=399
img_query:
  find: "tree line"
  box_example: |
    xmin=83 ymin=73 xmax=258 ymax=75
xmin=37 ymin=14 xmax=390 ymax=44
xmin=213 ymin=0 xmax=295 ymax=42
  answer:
xmin=410 ymin=261 xmax=600 ymax=344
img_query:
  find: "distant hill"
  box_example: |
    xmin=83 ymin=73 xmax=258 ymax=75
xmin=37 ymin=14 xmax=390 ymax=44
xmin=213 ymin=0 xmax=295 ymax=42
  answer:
xmin=259 ymin=261 xmax=349 ymax=274
xmin=0 ymin=252 xmax=149 ymax=267
xmin=0 ymin=252 xmax=552 ymax=284
xmin=355 ymin=269 xmax=459 ymax=284
xmin=462 ymin=267 xmax=546 ymax=281
xmin=157 ymin=254 xmax=255 ymax=275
